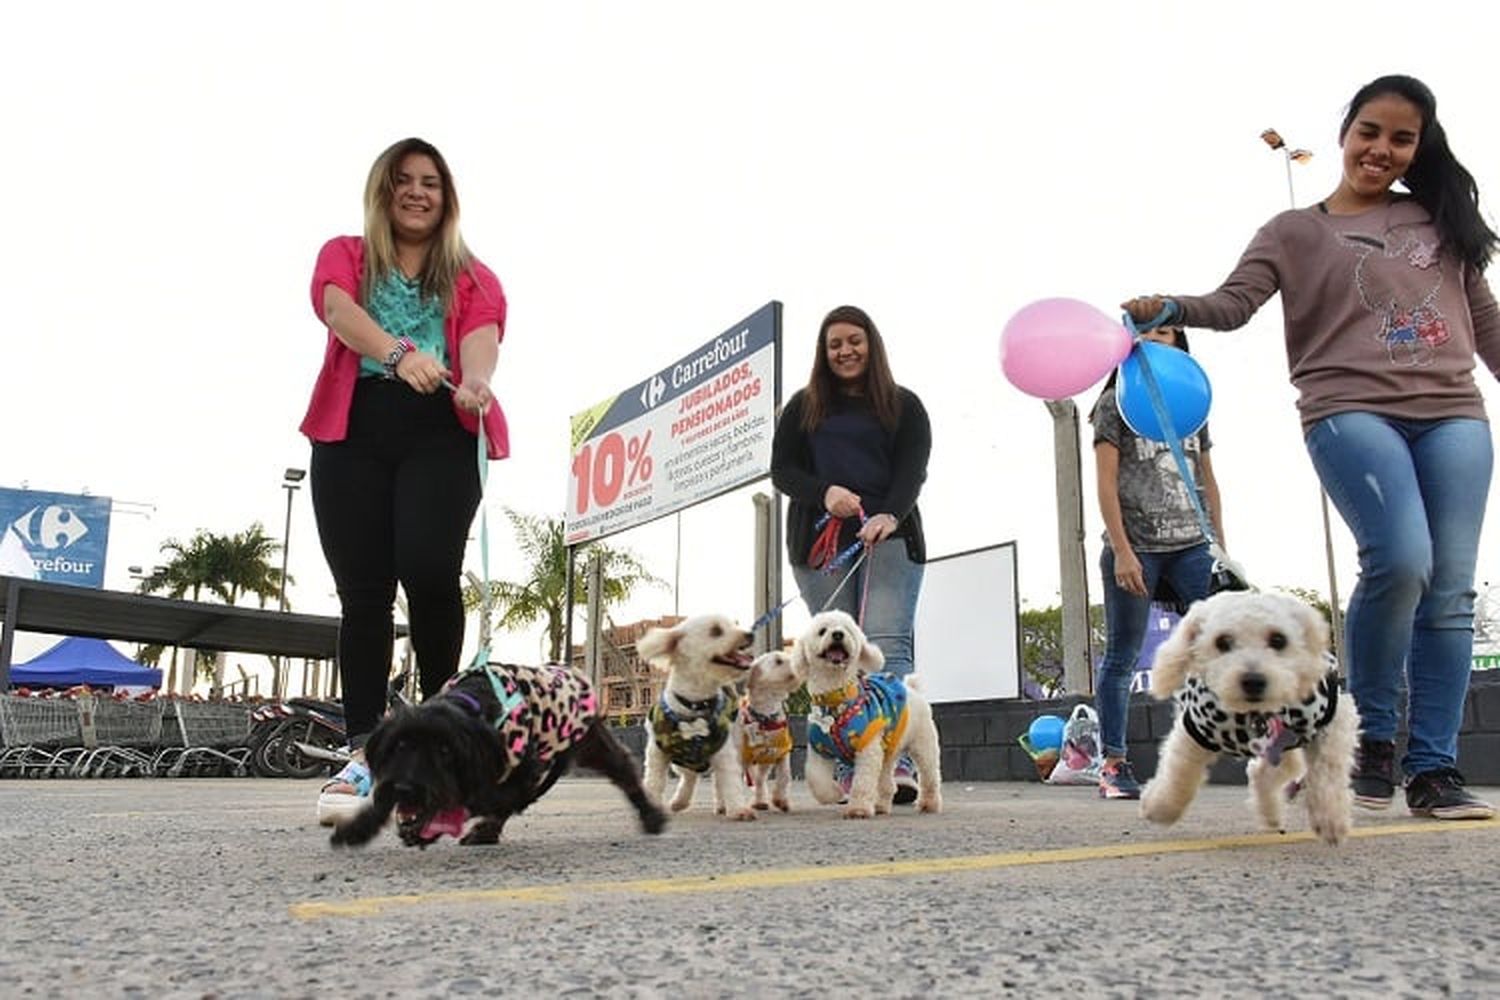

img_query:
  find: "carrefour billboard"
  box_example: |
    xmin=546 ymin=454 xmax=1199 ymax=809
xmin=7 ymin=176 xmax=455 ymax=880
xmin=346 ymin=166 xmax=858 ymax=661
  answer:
xmin=0 ymin=488 xmax=112 ymax=588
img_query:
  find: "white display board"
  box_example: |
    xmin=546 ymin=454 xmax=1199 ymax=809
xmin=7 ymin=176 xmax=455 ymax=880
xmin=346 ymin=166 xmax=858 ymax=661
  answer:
xmin=914 ymin=542 xmax=1021 ymax=702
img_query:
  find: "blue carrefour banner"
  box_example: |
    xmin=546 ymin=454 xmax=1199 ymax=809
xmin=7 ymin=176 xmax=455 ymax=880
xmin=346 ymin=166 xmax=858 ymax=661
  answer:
xmin=0 ymin=488 xmax=112 ymax=588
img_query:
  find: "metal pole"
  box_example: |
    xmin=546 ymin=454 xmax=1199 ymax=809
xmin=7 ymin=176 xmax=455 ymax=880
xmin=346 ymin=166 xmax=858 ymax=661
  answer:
xmin=1267 ymin=131 xmax=1346 ymax=671
xmin=1046 ymin=399 xmax=1093 ymax=695
xmin=278 ymin=484 xmax=294 ymax=612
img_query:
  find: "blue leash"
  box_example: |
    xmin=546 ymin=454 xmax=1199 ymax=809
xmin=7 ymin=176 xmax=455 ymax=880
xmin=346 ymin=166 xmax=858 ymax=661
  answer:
xmin=1121 ymin=310 xmax=1248 ymax=589
xmin=750 ymin=514 xmax=872 ymax=632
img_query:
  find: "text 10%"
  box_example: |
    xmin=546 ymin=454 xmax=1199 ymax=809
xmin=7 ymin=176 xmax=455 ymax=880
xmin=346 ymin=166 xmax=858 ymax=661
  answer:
xmin=571 ymin=430 xmax=654 ymax=514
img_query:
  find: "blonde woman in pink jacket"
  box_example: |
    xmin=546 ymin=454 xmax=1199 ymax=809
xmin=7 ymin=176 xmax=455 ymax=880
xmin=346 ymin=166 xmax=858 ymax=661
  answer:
xmin=300 ymin=138 xmax=508 ymax=826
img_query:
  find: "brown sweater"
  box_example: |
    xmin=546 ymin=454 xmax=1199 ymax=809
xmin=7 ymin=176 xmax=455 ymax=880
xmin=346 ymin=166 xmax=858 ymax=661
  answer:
xmin=1175 ymin=198 xmax=1500 ymax=430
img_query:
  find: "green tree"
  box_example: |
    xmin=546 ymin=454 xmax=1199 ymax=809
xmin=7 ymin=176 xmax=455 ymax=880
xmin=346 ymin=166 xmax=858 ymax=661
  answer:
xmin=464 ymin=508 xmax=665 ymax=662
xmin=1019 ymin=603 xmax=1106 ymax=698
xmin=134 ymin=524 xmax=288 ymax=693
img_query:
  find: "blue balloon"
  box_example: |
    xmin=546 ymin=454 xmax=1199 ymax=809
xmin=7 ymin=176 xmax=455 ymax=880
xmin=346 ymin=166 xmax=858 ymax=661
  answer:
xmin=1116 ymin=341 xmax=1212 ymax=442
xmin=1026 ymin=715 xmax=1065 ymax=752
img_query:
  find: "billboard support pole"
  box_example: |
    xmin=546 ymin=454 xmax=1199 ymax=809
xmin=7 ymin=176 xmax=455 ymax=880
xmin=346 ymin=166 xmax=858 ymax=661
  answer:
xmin=1046 ymin=399 xmax=1094 ymax=695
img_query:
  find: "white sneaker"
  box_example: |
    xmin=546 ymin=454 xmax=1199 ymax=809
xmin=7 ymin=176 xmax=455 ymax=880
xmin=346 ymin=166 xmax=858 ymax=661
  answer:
xmin=315 ymin=757 xmax=371 ymax=827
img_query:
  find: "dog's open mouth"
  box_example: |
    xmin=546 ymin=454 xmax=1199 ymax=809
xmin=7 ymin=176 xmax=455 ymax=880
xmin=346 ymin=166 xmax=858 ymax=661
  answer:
xmin=712 ymin=651 xmax=754 ymax=671
xmin=396 ymin=805 xmax=470 ymax=843
xmin=820 ymin=640 xmax=850 ymax=664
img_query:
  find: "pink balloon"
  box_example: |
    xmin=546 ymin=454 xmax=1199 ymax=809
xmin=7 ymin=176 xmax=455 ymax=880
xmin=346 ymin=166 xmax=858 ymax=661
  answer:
xmin=1000 ymin=298 xmax=1133 ymax=399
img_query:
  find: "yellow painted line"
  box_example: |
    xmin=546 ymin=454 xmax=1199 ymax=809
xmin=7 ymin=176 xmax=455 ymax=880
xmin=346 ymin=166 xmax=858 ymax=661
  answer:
xmin=88 ymin=806 xmax=311 ymax=819
xmin=289 ymin=817 xmax=1498 ymax=921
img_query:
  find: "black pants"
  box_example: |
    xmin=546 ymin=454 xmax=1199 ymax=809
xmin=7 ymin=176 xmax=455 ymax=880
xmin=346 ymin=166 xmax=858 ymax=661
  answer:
xmin=310 ymin=379 xmax=482 ymax=747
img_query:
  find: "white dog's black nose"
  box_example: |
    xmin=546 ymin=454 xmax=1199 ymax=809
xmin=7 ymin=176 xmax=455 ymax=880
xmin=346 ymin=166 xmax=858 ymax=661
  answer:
xmin=1240 ymin=672 xmax=1268 ymax=701
xmin=830 ymin=630 xmax=845 ymax=642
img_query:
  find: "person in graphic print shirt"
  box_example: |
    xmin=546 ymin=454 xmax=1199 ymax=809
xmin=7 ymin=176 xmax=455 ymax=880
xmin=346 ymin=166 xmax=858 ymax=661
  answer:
xmin=1124 ymin=74 xmax=1500 ymax=820
xmin=1089 ymin=324 xmax=1224 ymax=800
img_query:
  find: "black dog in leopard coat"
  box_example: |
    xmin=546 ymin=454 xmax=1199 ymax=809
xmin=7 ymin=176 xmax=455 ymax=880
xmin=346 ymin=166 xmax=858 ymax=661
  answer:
xmin=330 ymin=662 xmax=667 ymax=847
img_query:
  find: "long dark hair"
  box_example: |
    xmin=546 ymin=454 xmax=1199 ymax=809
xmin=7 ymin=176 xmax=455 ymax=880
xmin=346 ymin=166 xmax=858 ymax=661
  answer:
xmin=799 ymin=305 xmax=902 ymax=432
xmin=1341 ymin=75 xmax=1498 ymax=271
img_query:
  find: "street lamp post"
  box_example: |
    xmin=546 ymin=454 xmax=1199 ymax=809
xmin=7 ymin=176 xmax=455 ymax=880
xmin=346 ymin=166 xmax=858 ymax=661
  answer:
xmin=279 ymin=468 xmax=306 ymax=612
xmin=1261 ymin=128 xmax=1344 ymax=672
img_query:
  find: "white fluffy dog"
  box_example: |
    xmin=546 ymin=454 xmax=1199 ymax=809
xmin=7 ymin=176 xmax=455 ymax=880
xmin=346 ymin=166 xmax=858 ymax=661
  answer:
xmin=1140 ymin=590 xmax=1360 ymax=845
xmin=637 ymin=614 xmax=757 ymax=821
xmin=733 ymin=650 xmax=803 ymax=813
xmin=792 ymin=610 xmax=942 ymax=818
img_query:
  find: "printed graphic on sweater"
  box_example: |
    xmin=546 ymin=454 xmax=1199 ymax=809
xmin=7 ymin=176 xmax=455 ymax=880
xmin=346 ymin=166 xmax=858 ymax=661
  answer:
xmin=1338 ymin=229 xmax=1449 ymax=368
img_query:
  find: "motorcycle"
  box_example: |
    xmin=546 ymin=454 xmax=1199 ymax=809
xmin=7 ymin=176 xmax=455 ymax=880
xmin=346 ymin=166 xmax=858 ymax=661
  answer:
xmin=249 ymin=671 xmax=411 ymax=779
xmin=280 ymin=670 xmax=413 ymax=778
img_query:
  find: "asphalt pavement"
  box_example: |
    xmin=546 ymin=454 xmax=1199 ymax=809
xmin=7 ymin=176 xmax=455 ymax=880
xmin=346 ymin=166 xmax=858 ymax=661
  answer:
xmin=3 ymin=775 xmax=1498 ymax=998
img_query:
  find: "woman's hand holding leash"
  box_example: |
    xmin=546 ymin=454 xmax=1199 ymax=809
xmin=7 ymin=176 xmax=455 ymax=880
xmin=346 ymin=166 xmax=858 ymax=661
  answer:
xmin=858 ymin=512 xmax=899 ymax=546
xmin=395 ymin=349 xmax=451 ymax=395
xmin=823 ymin=485 xmax=862 ymax=519
xmin=452 ymin=377 xmax=493 ymax=414
xmin=1120 ymin=296 xmax=1182 ymax=330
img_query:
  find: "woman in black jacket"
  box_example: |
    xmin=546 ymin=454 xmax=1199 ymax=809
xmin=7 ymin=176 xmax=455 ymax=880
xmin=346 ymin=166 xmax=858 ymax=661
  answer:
xmin=771 ymin=304 xmax=932 ymax=800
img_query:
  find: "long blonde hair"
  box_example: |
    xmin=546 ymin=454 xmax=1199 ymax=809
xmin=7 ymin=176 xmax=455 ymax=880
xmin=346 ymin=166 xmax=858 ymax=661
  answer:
xmin=361 ymin=137 xmax=472 ymax=309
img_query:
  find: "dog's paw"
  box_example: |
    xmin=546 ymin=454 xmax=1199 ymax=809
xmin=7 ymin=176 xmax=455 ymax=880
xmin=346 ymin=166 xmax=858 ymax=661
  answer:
xmin=842 ymin=804 xmax=875 ymax=820
xmin=1310 ymin=812 xmax=1351 ymax=847
xmin=751 ymin=801 xmax=770 ymax=810
xmin=918 ymin=793 xmax=942 ymax=815
xmin=1139 ymin=785 xmax=1183 ymax=826
xmin=459 ymin=819 xmax=503 ymax=846
xmin=772 ymin=797 xmax=790 ymax=813
xmin=640 ymin=806 xmax=668 ymax=835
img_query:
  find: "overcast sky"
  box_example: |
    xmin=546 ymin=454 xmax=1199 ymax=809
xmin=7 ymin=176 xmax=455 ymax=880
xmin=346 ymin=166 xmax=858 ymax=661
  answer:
xmin=7 ymin=1 xmax=1500 ymax=671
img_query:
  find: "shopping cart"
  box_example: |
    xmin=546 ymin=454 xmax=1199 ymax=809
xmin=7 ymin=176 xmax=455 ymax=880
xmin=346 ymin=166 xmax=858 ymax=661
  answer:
xmin=0 ymin=693 xmax=86 ymax=777
xmin=154 ymin=699 xmax=253 ymax=776
xmin=74 ymin=694 xmax=166 ymax=777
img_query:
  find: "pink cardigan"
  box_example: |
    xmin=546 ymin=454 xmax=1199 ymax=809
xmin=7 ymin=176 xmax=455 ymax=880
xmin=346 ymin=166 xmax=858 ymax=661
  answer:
xmin=299 ymin=235 xmax=510 ymax=459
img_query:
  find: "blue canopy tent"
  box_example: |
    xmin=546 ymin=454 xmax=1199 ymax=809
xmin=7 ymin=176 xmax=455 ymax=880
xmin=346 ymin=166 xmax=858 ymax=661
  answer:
xmin=9 ymin=636 xmax=162 ymax=689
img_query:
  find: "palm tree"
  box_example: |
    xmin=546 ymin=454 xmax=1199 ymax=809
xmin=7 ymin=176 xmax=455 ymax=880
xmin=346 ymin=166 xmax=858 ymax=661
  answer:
xmin=464 ymin=508 xmax=664 ymax=662
xmin=134 ymin=524 xmax=288 ymax=693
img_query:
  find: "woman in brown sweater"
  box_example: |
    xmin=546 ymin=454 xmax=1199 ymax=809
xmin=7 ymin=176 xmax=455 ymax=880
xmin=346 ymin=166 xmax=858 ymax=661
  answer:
xmin=1124 ymin=74 xmax=1500 ymax=821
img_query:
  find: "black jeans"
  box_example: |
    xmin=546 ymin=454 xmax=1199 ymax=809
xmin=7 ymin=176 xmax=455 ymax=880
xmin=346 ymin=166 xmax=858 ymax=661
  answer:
xmin=310 ymin=379 xmax=482 ymax=747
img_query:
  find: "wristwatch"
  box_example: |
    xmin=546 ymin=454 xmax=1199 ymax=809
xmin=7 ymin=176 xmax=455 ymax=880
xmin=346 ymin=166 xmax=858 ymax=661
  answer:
xmin=382 ymin=337 xmax=417 ymax=378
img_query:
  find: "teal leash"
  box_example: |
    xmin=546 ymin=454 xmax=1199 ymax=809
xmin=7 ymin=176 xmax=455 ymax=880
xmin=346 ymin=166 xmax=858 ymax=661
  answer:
xmin=445 ymin=382 xmax=522 ymax=717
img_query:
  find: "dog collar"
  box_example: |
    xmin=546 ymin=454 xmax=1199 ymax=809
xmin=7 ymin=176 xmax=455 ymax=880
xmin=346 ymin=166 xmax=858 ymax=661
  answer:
xmin=667 ymin=690 xmax=724 ymax=716
xmin=447 ymin=690 xmax=485 ymax=716
xmin=447 ymin=664 xmax=526 ymax=721
xmin=740 ymin=701 xmax=788 ymax=730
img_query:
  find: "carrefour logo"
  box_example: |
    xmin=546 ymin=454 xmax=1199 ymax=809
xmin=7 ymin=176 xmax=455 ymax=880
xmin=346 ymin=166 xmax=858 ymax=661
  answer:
xmin=11 ymin=504 xmax=91 ymax=551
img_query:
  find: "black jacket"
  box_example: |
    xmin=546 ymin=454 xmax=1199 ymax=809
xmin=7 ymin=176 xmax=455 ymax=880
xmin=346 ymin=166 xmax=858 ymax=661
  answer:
xmin=769 ymin=386 xmax=930 ymax=565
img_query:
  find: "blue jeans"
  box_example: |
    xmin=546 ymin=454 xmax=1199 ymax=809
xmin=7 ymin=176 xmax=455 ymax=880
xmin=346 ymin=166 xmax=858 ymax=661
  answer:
xmin=791 ymin=541 xmax=924 ymax=677
xmin=1096 ymin=542 xmax=1214 ymax=757
xmin=1304 ymin=412 xmax=1491 ymax=776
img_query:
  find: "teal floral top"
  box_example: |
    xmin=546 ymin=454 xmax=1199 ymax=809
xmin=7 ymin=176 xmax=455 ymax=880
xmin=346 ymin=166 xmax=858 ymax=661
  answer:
xmin=357 ymin=271 xmax=447 ymax=378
